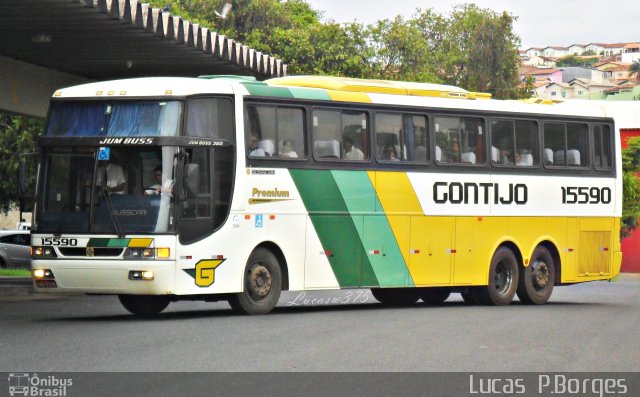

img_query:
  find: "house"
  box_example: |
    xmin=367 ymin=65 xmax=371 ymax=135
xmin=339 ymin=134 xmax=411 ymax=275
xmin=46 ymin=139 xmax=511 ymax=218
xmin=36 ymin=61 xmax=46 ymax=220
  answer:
xmin=542 ymin=46 xmax=570 ymax=58
xmin=525 ymin=47 xmax=544 ymax=57
xmin=594 ymin=61 xmax=633 ymax=81
xmin=561 ymin=67 xmax=605 ymax=83
xmin=569 ymin=78 xmax=616 ymax=99
xmin=585 ymin=43 xmax=608 ymax=55
xmin=568 ymin=44 xmax=586 ymax=55
xmin=521 ymin=67 xmax=563 ymax=84
xmin=602 ymin=43 xmax=631 ymax=57
xmin=622 ymin=43 xmax=640 ymax=63
xmin=603 ymin=80 xmax=640 ymax=100
xmin=535 ymin=78 xmax=617 ymax=100
xmin=538 ymin=81 xmax=572 ymax=99
xmin=521 ymin=55 xmax=556 ymax=67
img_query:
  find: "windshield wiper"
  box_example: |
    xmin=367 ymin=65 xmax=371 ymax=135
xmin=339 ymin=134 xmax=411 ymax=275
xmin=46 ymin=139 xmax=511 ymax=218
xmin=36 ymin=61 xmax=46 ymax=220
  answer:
xmin=99 ymin=179 xmax=124 ymax=238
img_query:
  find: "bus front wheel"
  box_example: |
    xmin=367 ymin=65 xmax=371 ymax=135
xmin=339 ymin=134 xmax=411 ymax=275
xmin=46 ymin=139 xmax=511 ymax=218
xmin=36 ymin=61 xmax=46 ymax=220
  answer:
xmin=118 ymin=295 xmax=170 ymax=316
xmin=228 ymin=248 xmax=282 ymax=315
xmin=517 ymin=246 xmax=555 ymax=305
xmin=476 ymin=247 xmax=519 ymax=306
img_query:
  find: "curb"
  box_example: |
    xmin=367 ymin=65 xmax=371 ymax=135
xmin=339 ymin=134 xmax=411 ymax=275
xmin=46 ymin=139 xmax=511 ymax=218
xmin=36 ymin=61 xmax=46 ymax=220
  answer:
xmin=0 ymin=277 xmax=34 ymax=296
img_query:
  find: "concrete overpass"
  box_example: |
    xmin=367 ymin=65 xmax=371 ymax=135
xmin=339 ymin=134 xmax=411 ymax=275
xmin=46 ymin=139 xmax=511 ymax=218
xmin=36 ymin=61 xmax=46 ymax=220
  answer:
xmin=0 ymin=0 xmax=287 ymax=118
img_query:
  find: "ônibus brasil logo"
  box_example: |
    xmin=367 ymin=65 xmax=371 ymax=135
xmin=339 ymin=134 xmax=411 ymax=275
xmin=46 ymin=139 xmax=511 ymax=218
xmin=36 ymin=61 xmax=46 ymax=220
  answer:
xmin=8 ymin=373 xmax=72 ymax=397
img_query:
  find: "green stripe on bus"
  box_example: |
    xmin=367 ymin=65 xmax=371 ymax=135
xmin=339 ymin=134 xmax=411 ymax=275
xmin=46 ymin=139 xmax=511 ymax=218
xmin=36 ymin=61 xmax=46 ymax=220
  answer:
xmin=289 ymin=169 xmax=378 ymax=288
xmin=331 ymin=171 xmax=413 ymax=287
xmin=288 ymin=87 xmax=332 ymax=101
xmin=242 ymin=82 xmax=293 ymax=98
xmin=87 ymin=238 xmax=130 ymax=247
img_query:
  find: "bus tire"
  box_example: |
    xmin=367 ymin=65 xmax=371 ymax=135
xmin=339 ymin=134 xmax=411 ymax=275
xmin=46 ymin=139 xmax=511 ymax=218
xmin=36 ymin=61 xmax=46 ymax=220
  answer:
xmin=420 ymin=287 xmax=451 ymax=305
xmin=228 ymin=247 xmax=282 ymax=315
xmin=476 ymin=247 xmax=519 ymax=306
xmin=517 ymin=246 xmax=555 ymax=305
xmin=370 ymin=288 xmax=419 ymax=306
xmin=118 ymin=295 xmax=170 ymax=316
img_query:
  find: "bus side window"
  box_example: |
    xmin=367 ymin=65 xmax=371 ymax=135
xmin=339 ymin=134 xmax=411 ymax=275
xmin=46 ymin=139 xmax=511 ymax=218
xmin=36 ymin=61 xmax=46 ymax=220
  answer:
xmin=491 ymin=119 xmax=538 ymax=167
xmin=245 ymin=105 xmax=305 ymax=158
xmin=594 ymin=124 xmax=612 ymax=170
xmin=544 ymin=122 xmax=588 ymax=167
xmin=375 ymin=113 xmax=428 ymax=163
xmin=313 ymin=109 xmax=368 ymax=161
xmin=435 ymin=116 xmax=484 ymax=165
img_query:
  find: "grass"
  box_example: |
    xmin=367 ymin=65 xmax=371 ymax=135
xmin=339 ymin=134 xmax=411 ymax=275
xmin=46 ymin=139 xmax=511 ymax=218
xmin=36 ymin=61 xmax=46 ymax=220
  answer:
xmin=0 ymin=268 xmax=31 ymax=277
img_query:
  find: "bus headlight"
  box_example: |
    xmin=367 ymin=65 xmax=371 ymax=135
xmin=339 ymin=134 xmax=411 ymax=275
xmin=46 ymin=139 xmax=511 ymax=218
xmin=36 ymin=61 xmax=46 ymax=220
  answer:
xmin=124 ymin=248 xmax=154 ymax=259
xmin=129 ymin=270 xmax=154 ymax=281
xmin=32 ymin=247 xmax=57 ymax=258
xmin=33 ymin=269 xmax=54 ymax=279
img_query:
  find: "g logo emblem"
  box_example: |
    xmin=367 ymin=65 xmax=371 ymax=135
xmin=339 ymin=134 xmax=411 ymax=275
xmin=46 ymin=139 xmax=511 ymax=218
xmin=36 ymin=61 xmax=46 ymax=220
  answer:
xmin=195 ymin=259 xmax=225 ymax=287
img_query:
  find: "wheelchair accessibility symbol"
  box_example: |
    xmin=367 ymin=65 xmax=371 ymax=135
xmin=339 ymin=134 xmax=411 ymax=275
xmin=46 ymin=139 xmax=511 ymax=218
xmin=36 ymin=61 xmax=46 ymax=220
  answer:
xmin=255 ymin=214 xmax=263 ymax=228
xmin=97 ymin=146 xmax=110 ymax=161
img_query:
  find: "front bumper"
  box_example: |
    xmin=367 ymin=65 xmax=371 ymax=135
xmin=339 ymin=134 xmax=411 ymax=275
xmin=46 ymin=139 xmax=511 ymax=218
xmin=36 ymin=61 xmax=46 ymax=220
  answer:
xmin=32 ymin=259 xmax=176 ymax=295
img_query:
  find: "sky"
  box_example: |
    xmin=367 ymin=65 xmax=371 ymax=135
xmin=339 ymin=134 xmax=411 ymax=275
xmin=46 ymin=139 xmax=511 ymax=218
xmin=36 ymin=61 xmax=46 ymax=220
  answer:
xmin=305 ymin=0 xmax=639 ymax=50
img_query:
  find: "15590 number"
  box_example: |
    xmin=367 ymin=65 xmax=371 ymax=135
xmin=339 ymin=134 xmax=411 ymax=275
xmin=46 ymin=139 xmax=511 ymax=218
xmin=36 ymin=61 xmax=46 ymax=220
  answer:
xmin=561 ymin=186 xmax=611 ymax=204
xmin=41 ymin=237 xmax=78 ymax=246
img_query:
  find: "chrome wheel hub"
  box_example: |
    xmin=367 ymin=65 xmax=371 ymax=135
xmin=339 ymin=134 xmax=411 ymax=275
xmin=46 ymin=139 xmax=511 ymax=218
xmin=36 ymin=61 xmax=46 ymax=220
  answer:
xmin=494 ymin=261 xmax=513 ymax=295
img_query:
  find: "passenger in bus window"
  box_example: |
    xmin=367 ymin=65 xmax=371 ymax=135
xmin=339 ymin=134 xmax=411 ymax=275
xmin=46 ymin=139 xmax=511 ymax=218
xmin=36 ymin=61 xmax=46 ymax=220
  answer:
xmin=248 ymin=131 xmax=274 ymax=156
xmin=279 ymin=140 xmax=298 ymax=158
xmin=145 ymin=166 xmax=173 ymax=196
xmin=343 ymin=136 xmax=364 ymax=160
xmin=97 ymin=156 xmax=126 ymax=195
xmin=381 ymin=144 xmax=399 ymax=161
xmin=449 ymin=141 xmax=461 ymax=162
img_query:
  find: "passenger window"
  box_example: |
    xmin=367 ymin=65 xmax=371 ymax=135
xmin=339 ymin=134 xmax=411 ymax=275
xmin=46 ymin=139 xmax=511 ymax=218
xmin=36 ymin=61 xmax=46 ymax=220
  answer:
xmin=375 ymin=113 xmax=428 ymax=163
xmin=186 ymin=98 xmax=234 ymax=140
xmin=313 ymin=109 xmax=368 ymax=161
xmin=245 ymin=105 xmax=305 ymax=159
xmin=593 ymin=125 xmax=612 ymax=170
xmin=544 ymin=122 xmax=588 ymax=167
xmin=490 ymin=119 xmax=538 ymax=166
xmin=435 ymin=116 xmax=484 ymax=165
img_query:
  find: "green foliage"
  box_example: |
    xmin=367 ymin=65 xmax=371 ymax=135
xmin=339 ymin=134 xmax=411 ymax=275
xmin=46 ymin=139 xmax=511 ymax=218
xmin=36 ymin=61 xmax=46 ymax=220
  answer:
xmin=629 ymin=60 xmax=640 ymax=79
xmin=147 ymin=1 xmax=526 ymax=98
xmin=556 ymin=55 xmax=599 ymax=68
xmin=0 ymin=113 xmax=42 ymax=212
xmin=621 ymin=137 xmax=640 ymax=238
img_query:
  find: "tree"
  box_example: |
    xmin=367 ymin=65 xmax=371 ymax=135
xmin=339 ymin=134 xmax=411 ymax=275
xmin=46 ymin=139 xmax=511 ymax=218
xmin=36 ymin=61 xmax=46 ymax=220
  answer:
xmin=629 ymin=59 xmax=640 ymax=80
xmin=621 ymin=137 xmax=640 ymax=238
xmin=0 ymin=113 xmax=43 ymax=212
xmin=432 ymin=5 xmax=525 ymax=99
xmin=556 ymin=55 xmax=599 ymax=68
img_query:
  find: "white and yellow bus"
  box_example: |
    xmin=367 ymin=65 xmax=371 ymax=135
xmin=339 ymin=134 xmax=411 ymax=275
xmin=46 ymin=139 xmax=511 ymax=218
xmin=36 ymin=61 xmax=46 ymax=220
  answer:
xmin=29 ymin=75 xmax=622 ymax=315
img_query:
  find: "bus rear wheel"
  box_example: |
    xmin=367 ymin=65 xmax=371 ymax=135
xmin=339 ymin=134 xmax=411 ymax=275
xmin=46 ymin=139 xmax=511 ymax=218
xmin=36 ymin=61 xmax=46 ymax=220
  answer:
xmin=419 ymin=287 xmax=451 ymax=305
xmin=517 ymin=246 xmax=555 ymax=305
xmin=118 ymin=295 xmax=170 ymax=316
xmin=228 ymin=248 xmax=282 ymax=315
xmin=476 ymin=247 xmax=519 ymax=306
xmin=370 ymin=288 xmax=419 ymax=306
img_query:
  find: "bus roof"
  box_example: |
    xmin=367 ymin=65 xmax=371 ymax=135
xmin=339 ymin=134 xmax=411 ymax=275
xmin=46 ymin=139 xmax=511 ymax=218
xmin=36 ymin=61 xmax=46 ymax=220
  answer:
xmin=51 ymin=75 xmax=614 ymax=120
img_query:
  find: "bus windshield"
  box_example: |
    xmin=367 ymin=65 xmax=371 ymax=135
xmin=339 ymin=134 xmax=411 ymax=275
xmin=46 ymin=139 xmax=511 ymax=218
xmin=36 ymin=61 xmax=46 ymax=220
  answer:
xmin=36 ymin=146 xmax=178 ymax=234
xmin=45 ymin=100 xmax=182 ymax=137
